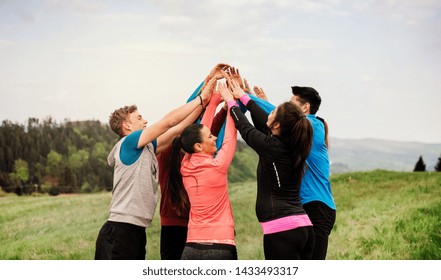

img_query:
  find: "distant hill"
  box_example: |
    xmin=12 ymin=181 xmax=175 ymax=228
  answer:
xmin=329 ymin=138 xmax=441 ymax=173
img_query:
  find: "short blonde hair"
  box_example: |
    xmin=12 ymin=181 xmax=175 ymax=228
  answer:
xmin=109 ymin=104 xmax=138 ymax=136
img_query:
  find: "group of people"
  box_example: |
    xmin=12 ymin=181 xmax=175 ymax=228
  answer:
xmin=94 ymin=63 xmax=336 ymax=260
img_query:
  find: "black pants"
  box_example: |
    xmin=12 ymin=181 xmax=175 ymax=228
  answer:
xmin=160 ymin=226 xmax=188 ymax=260
xmin=303 ymin=201 xmax=336 ymax=260
xmin=181 ymin=243 xmax=238 ymax=260
xmin=263 ymin=226 xmax=315 ymax=260
xmin=94 ymin=221 xmax=146 ymax=260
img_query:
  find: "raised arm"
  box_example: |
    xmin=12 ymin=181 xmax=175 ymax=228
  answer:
xmin=155 ymin=106 xmax=202 ymax=155
xmin=213 ymin=82 xmax=238 ymax=171
xmin=219 ymin=80 xmax=276 ymax=158
xmin=137 ymin=84 xmax=212 ymax=149
xmin=200 ymin=91 xmax=222 ymax=128
xmin=222 ymin=72 xmax=271 ymax=133
xmin=201 ymin=63 xmax=230 ymax=94
xmin=211 ymin=103 xmax=227 ymax=136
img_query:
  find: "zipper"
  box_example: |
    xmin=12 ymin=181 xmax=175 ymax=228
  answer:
xmin=273 ymin=162 xmax=281 ymax=188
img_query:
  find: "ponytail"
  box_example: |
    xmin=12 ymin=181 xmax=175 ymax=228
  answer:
xmin=166 ymin=136 xmax=190 ymax=216
xmin=165 ymin=123 xmax=204 ymax=216
xmin=289 ymin=116 xmax=313 ymax=188
xmin=275 ymin=102 xmax=313 ymax=188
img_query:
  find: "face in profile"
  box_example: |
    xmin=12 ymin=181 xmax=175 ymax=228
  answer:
xmin=125 ymin=110 xmax=147 ymax=132
xmin=266 ymin=107 xmax=278 ymax=128
xmin=197 ymin=125 xmax=217 ymax=155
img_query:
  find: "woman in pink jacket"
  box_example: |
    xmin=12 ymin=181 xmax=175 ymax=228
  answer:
xmin=167 ymin=90 xmax=238 ymax=260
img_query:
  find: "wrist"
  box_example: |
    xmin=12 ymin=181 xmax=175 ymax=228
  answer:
xmin=198 ymin=95 xmax=207 ymax=109
xmin=239 ymin=94 xmax=251 ymax=106
xmin=227 ymin=100 xmax=238 ymax=110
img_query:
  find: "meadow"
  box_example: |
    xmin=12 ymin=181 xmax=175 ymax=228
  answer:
xmin=0 ymin=170 xmax=440 ymax=260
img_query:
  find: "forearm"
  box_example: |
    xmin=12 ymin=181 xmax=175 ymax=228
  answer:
xmin=155 ymin=106 xmax=203 ymax=154
xmin=138 ymin=97 xmax=203 ymax=148
xmin=230 ymin=105 xmax=270 ymax=155
xmin=246 ymin=100 xmax=271 ymax=133
xmin=214 ymin=112 xmax=237 ymax=169
xmin=200 ymin=92 xmax=221 ymax=128
xmin=211 ymin=106 xmax=227 ymax=136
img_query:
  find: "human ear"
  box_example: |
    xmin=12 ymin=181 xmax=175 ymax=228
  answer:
xmin=122 ymin=121 xmax=131 ymax=131
xmin=193 ymin=143 xmax=203 ymax=152
xmin=303 ymin=102 xmax=310 ymax=114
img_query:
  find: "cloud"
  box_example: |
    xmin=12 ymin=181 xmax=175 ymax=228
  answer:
xmin=14 ymin=6 xmax=35 ymax=22
xmin=352 ymin=0 xmax=441 ymax=25
xmin=0 ymin=39 xmax=15 ymax=47
xmin=41 ymin=0 xmax=105 ymax=15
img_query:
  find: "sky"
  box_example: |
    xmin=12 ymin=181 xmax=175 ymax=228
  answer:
xmin=0 ymin=0 xmax=440 ymax=143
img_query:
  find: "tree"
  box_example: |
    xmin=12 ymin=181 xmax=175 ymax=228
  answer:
xmin=413 ymin=155 xmax=426 ymax=172
xmin=9 ymin=159 xmax=30 ymax=195
xmin=435 ymin=154 xmax=441 ymax=172
xmin=46 ymin=150 xmax=62 ymax=177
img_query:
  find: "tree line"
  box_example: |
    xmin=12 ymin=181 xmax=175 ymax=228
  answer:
xmin=0 ymin=118 xmax=258 ymax=196
xmin=0 ymin=118 xmax=116 ymax=195
xmin=4 ymin=116 xmax=436 ymax=195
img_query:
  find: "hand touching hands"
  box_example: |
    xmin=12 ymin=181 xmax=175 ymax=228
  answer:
xmin=218 ymin=82 xmax=234 ymax=103
xmin=221 ymin=70 xmax=245 ymax=100
xmin=201 ymin=63 xmax=230 ymax=94
xmin=228 ymin=67 xmax=245 ymax=90
xmin=208 ymin=63 xmax=231 ymax=80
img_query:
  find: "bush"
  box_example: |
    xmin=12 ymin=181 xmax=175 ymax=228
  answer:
xmin=0 ymin=187 xmax=8 ymax=197
xmin=80 ymin=182 xmax=92 ymax=193
xmin=41 ymin=183 xmax=61 ymax=196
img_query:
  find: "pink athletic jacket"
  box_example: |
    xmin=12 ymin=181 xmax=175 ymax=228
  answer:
xmin=181 ymin=93 xmax=237 ymax=245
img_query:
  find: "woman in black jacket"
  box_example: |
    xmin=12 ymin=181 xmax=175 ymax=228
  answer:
xmin=218 ymin=78 xmax=315 ymax=260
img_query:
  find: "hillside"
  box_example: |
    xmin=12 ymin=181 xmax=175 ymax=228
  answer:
xmin=329 ymin=138 xmax=441 ymax=173
xmin=0 ymin=170 xmax=439 ymax=260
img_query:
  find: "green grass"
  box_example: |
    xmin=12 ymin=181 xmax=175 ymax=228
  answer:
xmin=328 ymin=170 xmax=441 ymax=260
xmin=0 ymin=170 xmax=440 ymax=260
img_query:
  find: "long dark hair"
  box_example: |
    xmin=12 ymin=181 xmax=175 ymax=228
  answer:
xmin=316 ymin=116 xmax=329 ymax=149
xmin=167 ymin=123 xmax=204 ymax=215
xmin=270 ymin=102 xmax=313 ymax=188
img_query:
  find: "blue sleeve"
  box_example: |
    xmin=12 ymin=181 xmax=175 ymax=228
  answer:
xmin=186 ymin=81 xmax=204 ymax=103
xmin=120 ymin=130 xmax=157 ymax=165
xmin=248 ymin=95 xmax=276 ymax=113
xmin=237 ymin=94 xmax=276 ymax=115
xmin=185 ymin=79 xmax=227 ymax=152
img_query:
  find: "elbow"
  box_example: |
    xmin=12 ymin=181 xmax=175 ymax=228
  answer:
xmin=168 ymin=119 xmax=178 ymax=129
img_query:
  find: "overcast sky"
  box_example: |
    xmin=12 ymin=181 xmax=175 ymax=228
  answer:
xmin=1 ymin=0 xmax=440 ymax=143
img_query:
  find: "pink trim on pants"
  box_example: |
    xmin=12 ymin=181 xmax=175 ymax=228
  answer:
xmin=260 ymin=214 xmax=313 ymax=235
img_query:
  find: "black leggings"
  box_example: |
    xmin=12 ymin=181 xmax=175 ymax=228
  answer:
xmin=160 ymin=226 xmax=188 ymax=260
xmin=181 ymin=242 xmax=238 ymax=260
xmin=263 ymin=226 xmax=315 ymax=260
xmin=303 ymin=201 xmax=336 ymax=260
xmin=94 ymin=221 xmax=146 ymax=260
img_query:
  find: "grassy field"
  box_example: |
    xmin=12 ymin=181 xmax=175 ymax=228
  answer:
xmin=0 ymin=170 xmax=440 ymax=260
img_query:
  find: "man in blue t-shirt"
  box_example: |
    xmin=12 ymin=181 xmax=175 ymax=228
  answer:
xmin=290 ymin=86 xmax=336 ymax=260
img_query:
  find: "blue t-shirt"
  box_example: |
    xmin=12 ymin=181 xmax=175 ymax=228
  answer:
xmin=301 ymin=115 xmax=336 ymax=209
xmin=120 ymin=129 xmax=157 ymax=165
